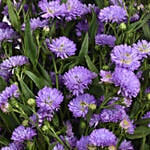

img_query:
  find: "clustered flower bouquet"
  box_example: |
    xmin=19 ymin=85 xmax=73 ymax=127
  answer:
xmin=0 ymin=0 xmax=150 ymax=149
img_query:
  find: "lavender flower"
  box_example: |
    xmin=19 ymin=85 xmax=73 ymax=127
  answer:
xmin=99 ymin=70 xmax=113 ymax=83
xmin=120 ymin=116 xmax=135 ymax=134
xmin=99 ymin=5 xmax=127 ymax=23
xmin=0 ymin=83 xmax=20 ymax=112
xmin=65 ymin=0 xmax=88 ymax=21
xmin=122 ymin=97 xmax=132 ymax=107
xmin=46 ymin=36 xmax=77 ymax=59
xmin=11 ymin=125 xmax=37 ymax=142
xmin=36 ymin=86 xmax=64 ymax=113
xmin=38 ymin=0 xmax=66 ymax=19
xmin=112 ymin=67 xmax=140 ymax=98
xmin=89 ymin=128 xmax=116 ymax=147
xmin=22 ymin=17 xmax=48 ymax=31
xmin=119 ymin=140 xmax=134 ymax=150
xmin=68 ymin=94 xmax=96 ymax=118
xmin=53 ymin=143 xmax=65 ymax=150
xmin=95 ymin=34 xmax=116 ymax=47
xmin=0 ymin=56 xmax=29 ymax=74
xmin=1 ymin=143 xmax=23 ymax=150
xmin=111 ymin=44 xmax=141 ymax=71
xmin=63 ymin=66 xmax=97 ymax=96
xmin=76 ymin=136 xmax=90 ymax=150
xmin=130 ymin=14 xmax=140 ymax=22
xmin=133 ymin=40 xmax=150 ymax=58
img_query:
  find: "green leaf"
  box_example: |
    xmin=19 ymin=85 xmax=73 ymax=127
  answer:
xmin=24 ymin=70 xmax=50 ymax=89
xmin=127 ymin=126 xmax=150 ymax=139
xmin=89 ymin=9 xmax=99 ymax=44
xmin=7 ymin=0 xmax=20 ymax=31
xmin=85 ymin=55 xmax=99 ymax=73
xmin=0 ymin=136 xmax=10 ymax=146
xmin=24 ymin=17 xmax=37 ymax=66
xmin=79 ymin=33 xmax=89 ymax=58
xmin=19 ymin=79 xmax=35 ymax=99
xmin=142 ymin=23 xmax=150 ymax=40
xmin=95 ymin=0 xmax=104 ymax=9
xmin=0 ymin=76 xmax=7 ymax=92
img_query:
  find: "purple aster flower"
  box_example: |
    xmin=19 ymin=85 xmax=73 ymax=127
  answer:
xmin=38 ymin=0 xmax=66 ymax=19
xmin=95 ymin=34 xmax=116 ymax=47
xmin=119 ymin=140 xmax=134 ymax=150
xmin=145 ymin=87 xmax=150 ymax=94
xmin=0 ymin=56 xmax=29 ymax=74
xmin=46 ymin=36 xmax=77 ymax=59
xmin=22 ymin=17 xmax=48 ymax=31
xmin=1 ymin=143 xmax=24 ymax=150
xmin=100 ymin=106 xmax=126 ymax=123
xmin=89 ymin=128 xmax=116 ymax=147
xmin=11 ymin=125 xmax=37 ymax=143
xmin=141 ymin=111 xmax=150 ymax=119
xmin=76 ymin=136 xmax=90 ymax=150
xmin=111 ymin=44 xmax=141 ymax=71
xmin=36 ymin=86 xmax=64 ymax=112
xmin=63 ymin=66 xmax=97 ymax=96
xmin=136 ymin=70 xmax=143 ymax=79
xmin=75 ymin=20 xmax=89 ymax=37
xmin=112 ymin=67 xmax=140 ymax=98
xmin=122 ymin=97 xmax=132 ymax=107
xmin=99 ymin=5 xmax=127 ymax=23
xmin=0 ymin=83 xmax=20 ymax=112
xmin=65 ymin=0 xmax=88 ymax=21
xmin=133 ymin=40 xmax=150 ymax=58
xmin=89 ymin=114 xmax=101 ymax=127
xmin=68 ymin=94 xmax=96 ymax=118
xmin=120 ymin=116 xmax=135 ymax=134
xmin=99 ymin=70 xmax=113 ymax=83
xmin=130 ymin=13 xmax=140 ymax=22
xmin=109 ymin=0 xmax=123 ymax=6
xmin=53 ymin=143 xmax=65 ymax=150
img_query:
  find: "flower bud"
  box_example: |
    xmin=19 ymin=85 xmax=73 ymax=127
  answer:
xmin=119 ymin=23 xmax=127 ymax=30
xmin=27 ymin=98 xmax=36 ymax=106
xmin=22 ymin=120 xmax=29 ymax=127
xmin=147 ymin=93 xmax=150 ymax=100
xmin=80 ymin=121 xmax=86 ymax=129
xmin=42 ymin=125 xmax=49 ymax=132
xmin=88 ymin=104 xmax=96 ymax=110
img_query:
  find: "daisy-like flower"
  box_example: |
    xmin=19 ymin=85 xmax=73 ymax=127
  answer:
xmin=133 ymin=40 xmax=150 ymax=58
xmin=0 ymin=83 xmax=20 ymax=112
xmin=68 ymin=94 xmax=96 ymax=118
xmin=99 ymin=70 xmax=113 ymax=83
xmin=111 ymin=44 xmax=141 ymax=71
xmin=46 ymin=36 xmax=77 ymax=59
xmin=89 ymin=128 xmax=116 ymax=147
xmin=119 ymin=140 xmax=134 ymax=150
xmin=11 ymin=125 xmax=37 ymax=143
xmin=36 ymin=86 xmax=64 ymax=113
xmin=65 ymin=0 xmax=88 ymax=21
xmin=63 ymin=66 xmax=97 ymax=96
xmin=112 ymin=67 xmax=140 ymax=98
xmin=99 ymin=5 xmax=127 ymax=23
xmin=1 ymin=142 xmax=24 ymax=150
xmin=120 ymin=116 xmax=135 ymax=134
xmin=0 ymin=55 xmax=29 ymax=74
xmin=38 ymin=0 xmax=66 ymax=19
xmin=95 ymin=34 xmax=116 ymax=47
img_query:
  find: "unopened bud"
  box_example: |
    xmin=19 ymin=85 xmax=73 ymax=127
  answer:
xmin=42 ymin=125 xmax=49 ymax=132
xmin=22 ymin=120 xmax=29 ymax=126
xmin=80 ymin=121 xmax=86 ymax=129
xmin=147 ymin=93 xmax=150 ymax=100
xmin=119 ymin=23 xmax=127 ymax=30
xmin=27 ymin=98 xmax=36 ymax=106
xmin=89 ymin=104 xmax=96 ymax=110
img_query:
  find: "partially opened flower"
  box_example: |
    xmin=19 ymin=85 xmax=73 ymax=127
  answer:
xmin=11 ymin=125 xmax=37 ymax=142
xmin=99 ymin=70 xmax=113 ymax=83
xmin=63 ymin=66 xmax=97 ymax=95
xmin=68 ymin=94 xmax=96 ymax=118
xmin=46 ymin=36 xmax=77 ymax=59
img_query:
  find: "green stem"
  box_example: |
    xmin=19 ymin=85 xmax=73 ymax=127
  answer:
xmin=52 ymin=54 xmax=59 ymax=90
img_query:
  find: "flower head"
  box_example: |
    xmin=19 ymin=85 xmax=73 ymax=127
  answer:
xmin=46 ymin=36 xmax=77 ymax=59
xmin=63 ymin=66 xmax=97 ymax=96
xmin=11 ymin=125 xmax=37 ymax=142
xmin=76 ymin=136 xmax=90 ymax=150
xmin=99 ymin=70 xmax=113 ymax=83
xmin=36 ymin=86 xmax=64 ymax=112
xmin=133 ymin=40 xmax=150 ymax=58
xmin=38 ymin=0 xmax=66 ymax=19
xmin=1 ymin=143 xmax=24 ymax=150
xmin=95 ymin=34 xmax=116 ymax=47
xmin=68 ymin=94 xmax=96 ymax=118
xmin=89 ymin=128 xmax=116 ymax=147
xmin=112 ymin=67 xmax=140 ymax=98
xmin=111 ymin=44 xmax=141 ymax=71
xmin=99 ymin=5 xmax=127 ymax=23
xmin=119 ymin=140 xmax=134 ymax=150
